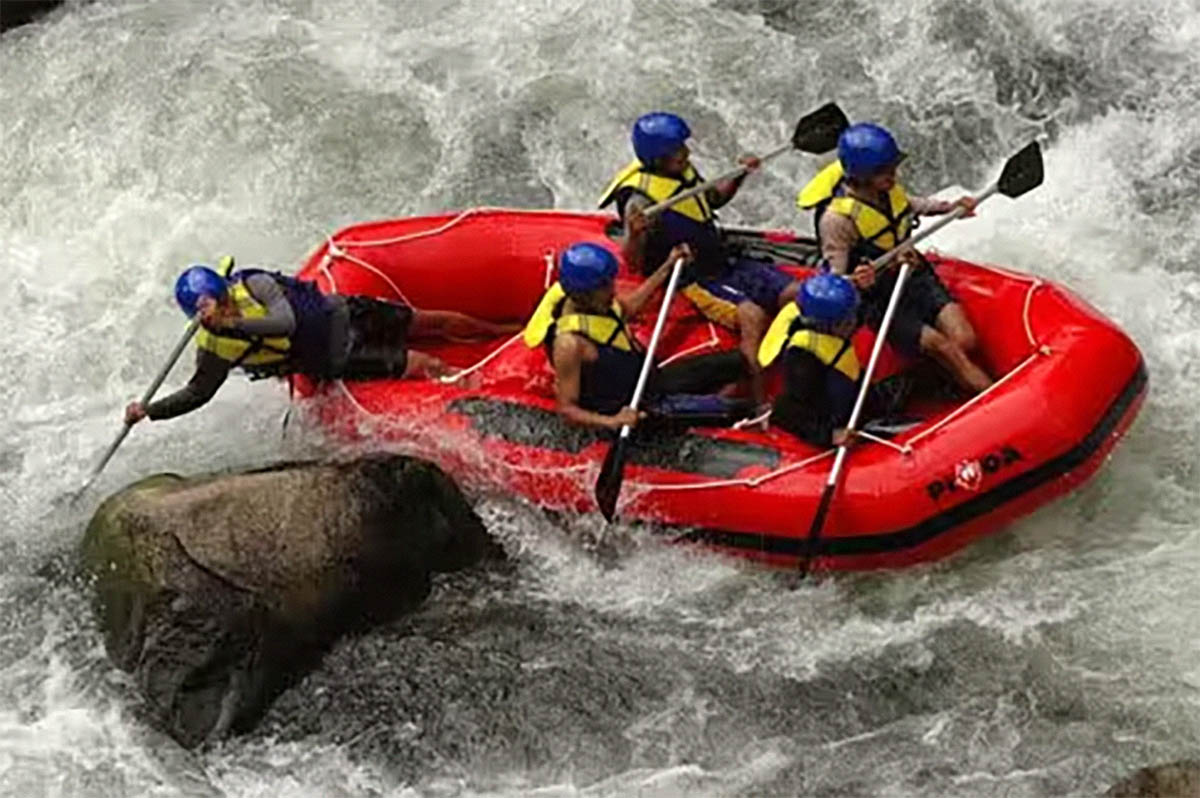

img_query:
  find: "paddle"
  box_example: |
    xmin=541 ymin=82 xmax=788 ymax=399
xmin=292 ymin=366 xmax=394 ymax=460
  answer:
xmin=718 ymin=225 xmax=822 ymax=266
xmin=718 ymin=225 xmax=813 ymax=245
xmin=640 ymin=102 xmax=849 ymax=218
xmin=872 ymin=140 xmax=1044 ymax=274
xmin=71 ymin=255 xmax=236 ymax=502
xmin=594 ymin=255 xmax=688 ymax=522
xmin=723 ymin=235 xmax=821 ymax=266
xmin=799 ymin=141 xmax=1044 ymax=574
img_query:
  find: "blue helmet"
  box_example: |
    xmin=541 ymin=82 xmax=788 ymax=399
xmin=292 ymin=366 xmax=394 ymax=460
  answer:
xmin=838 ymin=123 xmax=904 ymax=179
xmin=799 ymin=273 xmax=859 ymax=323
xmin=559 ymin=243 xmax=619 ymax=294
xmin=632 ymin=112 xmax=691 ymax=164
xmin=174 ymin=265 xmax=228 ymax=317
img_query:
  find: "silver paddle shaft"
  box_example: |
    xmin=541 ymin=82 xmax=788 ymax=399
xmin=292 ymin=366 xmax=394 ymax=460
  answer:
xmin=642 ymin=143 xmax=791 ymax=218
xmin=617 ymin=256 xmax=687 ymax=442
xmin=77 ymin=318 xmax=200 ymax=495
xmin=872 ymin=183 xmax=999 ymax=273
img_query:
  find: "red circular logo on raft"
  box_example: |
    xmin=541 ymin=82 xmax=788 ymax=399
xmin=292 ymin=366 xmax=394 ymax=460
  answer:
xmin=954 ymin=459 xmax=984 ymax=492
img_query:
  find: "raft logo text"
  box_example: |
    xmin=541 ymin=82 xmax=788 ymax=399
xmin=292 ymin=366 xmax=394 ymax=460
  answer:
xmin=926 ymin=446 xmax=1023 ymax=501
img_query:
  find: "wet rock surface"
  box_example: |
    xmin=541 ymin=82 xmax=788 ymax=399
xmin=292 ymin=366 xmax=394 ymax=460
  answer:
xmin=80 ymin=455 xmax=499 ymax=747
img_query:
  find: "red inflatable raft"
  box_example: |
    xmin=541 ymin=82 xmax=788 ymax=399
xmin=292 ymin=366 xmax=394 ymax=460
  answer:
xmin=293 ymin=208 xmax=1146 ymax=571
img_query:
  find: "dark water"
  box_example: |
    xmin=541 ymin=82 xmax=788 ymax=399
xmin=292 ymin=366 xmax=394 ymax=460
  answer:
xmin=1 ymin=0 xmax=1197 ymax=795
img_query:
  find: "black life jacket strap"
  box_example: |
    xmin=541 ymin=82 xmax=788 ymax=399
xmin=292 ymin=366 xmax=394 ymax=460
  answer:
xmin=830 ymin=338 xmax=855 ymax=379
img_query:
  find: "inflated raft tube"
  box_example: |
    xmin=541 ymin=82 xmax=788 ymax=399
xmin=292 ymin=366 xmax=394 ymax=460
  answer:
xmin=294 ymin=208 xmax=1147 ymax=571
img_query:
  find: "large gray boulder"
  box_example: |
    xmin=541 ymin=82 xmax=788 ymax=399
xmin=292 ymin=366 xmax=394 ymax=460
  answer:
xmin=80 ymin=455 xmax=499 ymax=748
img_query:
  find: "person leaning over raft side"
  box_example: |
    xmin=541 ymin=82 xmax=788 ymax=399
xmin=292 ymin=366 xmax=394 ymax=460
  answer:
xmin=124 ymin=262 xmax=517 ymax=425
xmin=599 ymin=112 xmax=801 ymax=406
xmin=759 ymin=273 xmax=899 ymax=447
xmin=522 ymin=242 xmax=749 ymax=431
xmin=797 ymin=122 xmax=993 ymax=393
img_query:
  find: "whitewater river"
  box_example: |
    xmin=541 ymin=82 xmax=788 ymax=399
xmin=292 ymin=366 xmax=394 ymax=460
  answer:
xmin=2 ymin=0 xmax=1197 ymax=795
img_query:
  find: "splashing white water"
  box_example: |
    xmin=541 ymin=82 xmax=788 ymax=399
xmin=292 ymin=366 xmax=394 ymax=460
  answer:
xmin=2 ymin=0 xmax=1198 ymax=795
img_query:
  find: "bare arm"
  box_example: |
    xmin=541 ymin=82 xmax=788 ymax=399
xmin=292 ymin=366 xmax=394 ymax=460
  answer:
xmin=818 ymin=212 xmax=860 ymax=275
xmin=552 ymin=336 xmax=636 ymax=430
xmin=909 ymin=193 xmax=977 ymax=217
xmin=401 ymin=350 xmax=455 ymax=380
xmin=907 ymin=194 xmax=956 ymax=216
xmin=705 ymin=182 xmax=737 ymax=210
xmin=621 ymin=194 xmax=657 ymax=276
xmin=705 ymin=155 xmax=760 ymax=209
xmin=617 ymin=244 xmax=689 ymax=319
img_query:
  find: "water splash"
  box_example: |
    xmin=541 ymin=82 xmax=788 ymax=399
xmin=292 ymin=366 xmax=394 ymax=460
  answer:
xmin=2 ymin=0 xmax=1198 ymax=795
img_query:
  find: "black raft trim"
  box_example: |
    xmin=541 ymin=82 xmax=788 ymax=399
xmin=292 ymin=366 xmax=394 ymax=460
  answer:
xmin=678 ymin=361 xmax=1148 ymax=559
xmin=447 ymin=397 xmax=780 ymax=479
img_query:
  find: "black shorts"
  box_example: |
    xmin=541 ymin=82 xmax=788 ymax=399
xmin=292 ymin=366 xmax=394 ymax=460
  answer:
xmin=861 ymin=264 xmax=954 ymax=356
xmin=342 ymin=296 xmax=414 ymax=379
xmin=650 ymin=350 xmax=746 ymax=396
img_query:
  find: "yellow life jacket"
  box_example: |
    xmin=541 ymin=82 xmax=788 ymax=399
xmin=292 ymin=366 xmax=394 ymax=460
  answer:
xmin=194 ymin=280 xmax=291 ymax=367
xmin=757 ymin=302 xmax=861 ymax=381
xmin=796 ymin=160 xmax=913 ymax=253
xmin=522 ymin=282 xmax=636 ymax=352
xmin=598 ymin=160 xmax=714 ymax=224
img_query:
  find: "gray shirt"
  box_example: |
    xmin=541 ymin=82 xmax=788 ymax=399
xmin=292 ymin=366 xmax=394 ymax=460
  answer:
xmin=146 ymin=274 xmax=349 ymax=420
xmin=231 ymin=273 xmax=295 ymax=336
xmin=818 ymin=192 xmax=955 ymax=274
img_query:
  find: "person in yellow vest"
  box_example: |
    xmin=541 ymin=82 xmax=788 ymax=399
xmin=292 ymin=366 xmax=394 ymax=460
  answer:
xmin=759 ymin=273 xmax=902 ymax=447
xmin=796 ymin=123 xmax=992 ymax=393
xmin=123 ymin=263 xmax=514 ymax=425
xmin=599 ymin=112 xmax=800 ymax=406
xmin=523 ymin=242 xmax=749 ymax=431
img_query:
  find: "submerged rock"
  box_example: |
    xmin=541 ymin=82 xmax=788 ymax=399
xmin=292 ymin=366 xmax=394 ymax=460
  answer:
xmin=80 ymin=455 xmax=498 ymax=748
xmin=1107 ymin=761 xmax=1200 ymax=797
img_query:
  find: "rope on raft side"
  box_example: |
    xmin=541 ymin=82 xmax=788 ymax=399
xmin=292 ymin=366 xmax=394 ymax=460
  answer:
xmin=318 ymin=220 xmax=1051 ymax=493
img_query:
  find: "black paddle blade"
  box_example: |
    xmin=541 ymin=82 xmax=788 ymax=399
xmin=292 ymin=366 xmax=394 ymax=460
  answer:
xmin=791 ymin=102 xmax=849 ymax=154
xmin=997 ymin=140 xmax=1043 ymax=198
xmin=594 ymin=434 xmax=631 ymax=522
xmin=800 ymin=480 xmax=837 ymax=576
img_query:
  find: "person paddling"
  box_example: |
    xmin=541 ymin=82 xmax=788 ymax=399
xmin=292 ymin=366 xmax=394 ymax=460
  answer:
xmin=599 ymin=112 xmax=801 ymax=406
xmin=797 ymin=123 xmax=992 ymax=393
xmin=522 ymin=242 xmax=748 ymax=431
xmin=125 ymin=264 xmax=514 ymax=425
xmin=759 ymin=273 xmax=909 ymax=447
